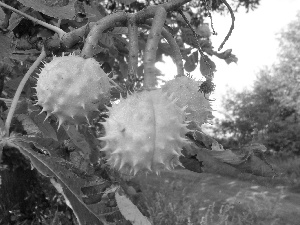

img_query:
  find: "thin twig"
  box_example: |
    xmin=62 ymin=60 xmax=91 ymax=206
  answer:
xmin=178 ymin=9 xmax=213 ymax=77
xmin=218 ymin=0 xmax=235 ymax=51
xmin=5 ymin=47 xmax=46 ymax=136
xmin=204 ymin=0 xmax=217 ymax=35
xmin=81 ymin=12 xmax=127 ymax=58
xmin=177 ymin=9 xmax=205 ymax=58
xmin=0 ymin=2 xmax=66 ymax=38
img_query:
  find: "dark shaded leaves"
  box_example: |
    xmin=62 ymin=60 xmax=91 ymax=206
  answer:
xmin=5 ymin=138 xmax=110 ymax=225
xmin=0 ymin=33 xmax=13 ymax=65
xmin=17 ymin=0 xmax=76 ymax=20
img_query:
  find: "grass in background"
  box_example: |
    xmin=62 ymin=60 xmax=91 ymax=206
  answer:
xmin=138 ymin=169 xmax=300 ymax=225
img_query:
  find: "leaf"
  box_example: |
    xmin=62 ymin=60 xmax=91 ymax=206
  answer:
xmin=8 ymin=7 xmax=30 ymax=31
xmin=5 ymin=77 xmax=23 ymax=91
xmin=0 ymin=141 xmax=4 ymax=162
xmin=210 ymin=147 xmax=246 ymax=165
xmin=99 ymin=33 xmax=114 ymax=47
xmin=184 ymin=51 xmax=198 ymax=72
xmin=6 ymin=138 xmax=110 ymax=225
xmin=200 ymin=55 xmax=216 ymax=77
xmin=176 ymin=11 xmax=191 ymax=23
xmin=83 ymin=1 xmax=105 ymax=22
xmin=29 ymin=111 xmax=58 ymax=141
xmin=115 ymin=0 xmax=137 ymax=5
xmin=16 ymin=109 xmax=58 ymax=141
xmin=0 ymin=33 xmax=13 ymax=64
xmin=185 ymin=131 xmax=277 ymax=177
xmin=214 ymin=49 xmax=238 ymax=64
xmin=111 ymin=27 xmax=128 ymax=35
xmin=195 ymin=24 xmax=211 ymax=38
xmin=0 ymin=7 xmax=5 ymax=21
xmin=116 ymin=189 xmax=152 ymax=225
xmin=63 ymin=124 xmax=92 ymax=160
xmin=17 ymin=114 xmax=43 ymax=137
xmin=181 ymin=27 xmax=198 ymax=47
xmin=17 ymin=0 xmax=77 ymax=20
xmin=0 ymin=118 xmax=6 ymax=138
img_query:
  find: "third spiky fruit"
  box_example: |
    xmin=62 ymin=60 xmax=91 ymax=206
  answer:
xmin=162 ymin=76 xmax=213 ymax=127
xmin=35 ymin=54 xmax=111 ymax=127
xmin=99 ymin=89 xmax=190 ymax=175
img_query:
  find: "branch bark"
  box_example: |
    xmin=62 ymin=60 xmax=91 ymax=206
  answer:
xmin=127 ymin=14 xmax=139 ymax=77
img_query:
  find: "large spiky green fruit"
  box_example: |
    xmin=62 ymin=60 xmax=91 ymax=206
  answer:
xmin=99 ymin=89 xmax=190 ymax=176
xmin=35 ymin=54 xmax=111 ymax=127
xmin=162 ymin=76 xmax=213 ymax=127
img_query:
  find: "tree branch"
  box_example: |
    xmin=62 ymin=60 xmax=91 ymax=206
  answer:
xmin=127 ymin=14 xmax=139 ymax=78
xmin=81 ymin=0 xmax=191 ymax=58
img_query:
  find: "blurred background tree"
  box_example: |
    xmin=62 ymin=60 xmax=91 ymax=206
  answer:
xmin=214 ymin=12 xmax=300 ymax=155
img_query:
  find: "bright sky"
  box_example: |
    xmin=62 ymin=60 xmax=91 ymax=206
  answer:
xmin=156 ymin=0 xmax=300 ymax=118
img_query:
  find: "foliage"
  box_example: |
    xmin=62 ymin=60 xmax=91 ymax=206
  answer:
xmin=215 ymin=13 xmax=300 ymax=155
xmin=0 ymin=0 xmax=273 ymax=224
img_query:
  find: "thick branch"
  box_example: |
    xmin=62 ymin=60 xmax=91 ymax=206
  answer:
xmin=81 ymin=12 xmax=127 ymax=58
xmin=61 ymin=22 xmax=95 ymax=49
xmin=143 ymin=7 xmax=167 ymax=89
xmin=134 ymin=0 xmax=190 ymax=23
xmin=81 ymin=0 xmax=191 ymax=58
xmin=127 ymin=14 xmax=139 ymax=77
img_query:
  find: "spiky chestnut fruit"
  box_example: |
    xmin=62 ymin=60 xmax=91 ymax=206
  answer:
xmin=35 ymin=54 xmax=111 ymax=127
xmin=99 ymin=89 xmax=190 ymax=176
xmin=162 ymin=76 xmax=213 ymax=127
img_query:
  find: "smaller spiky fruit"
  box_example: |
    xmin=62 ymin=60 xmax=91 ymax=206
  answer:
xmin=162 ymin=76 xmax=213 ymax=127
xmin=99 ymin=89 xmax=190 ymax=175
xmin=35 ymin=54 xmax=110 ymax=127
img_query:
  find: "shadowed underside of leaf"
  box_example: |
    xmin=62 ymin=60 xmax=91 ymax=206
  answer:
xmin=17 ymin=0 xmax=76 ymax=20
xmin=0 ymin=33 xmax=13 ymax=65
xmin=6 ymin=138 xmax=114 ymax=225
xmin=184 ymin=131 xmax=277 ymax=177
xmin=115 ymin=0 xmax=137 ymax=5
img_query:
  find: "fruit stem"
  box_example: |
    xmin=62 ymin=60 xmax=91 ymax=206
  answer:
xmin=160 ymin=27 xmax=184 ymax=77
xmin=0 ymin=2 xmax=66 ymax=38
xmin=143 ymin=7 xmax=167 ymax=89
xmin=143 ymin=21 xmax=184 ymax=77
xmin=5 ymin=47 xmax=46 ymax=137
